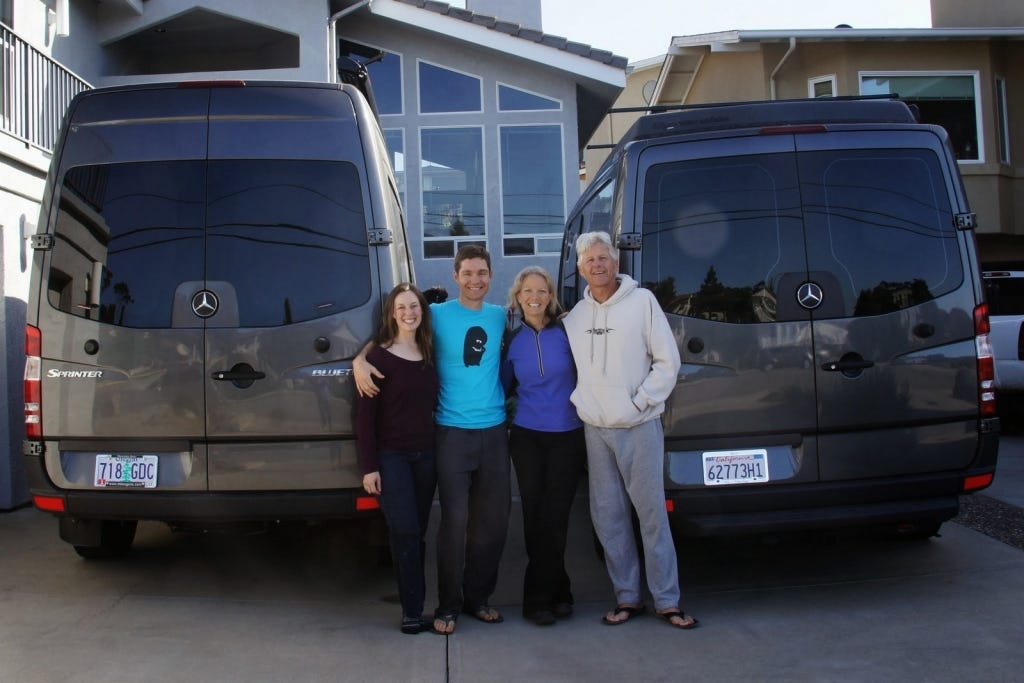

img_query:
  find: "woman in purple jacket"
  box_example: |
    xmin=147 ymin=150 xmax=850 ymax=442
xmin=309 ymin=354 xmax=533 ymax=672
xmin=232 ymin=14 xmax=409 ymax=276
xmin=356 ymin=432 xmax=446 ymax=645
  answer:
xmin=357 ymin=283 xmax=440 ymax=634
xmin=501 ymin=266 xmax=586 ymax=626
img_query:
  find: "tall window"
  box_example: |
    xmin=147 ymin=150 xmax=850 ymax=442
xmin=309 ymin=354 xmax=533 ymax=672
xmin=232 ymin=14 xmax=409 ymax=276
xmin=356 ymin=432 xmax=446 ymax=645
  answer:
xmin=861 ymin=72 xmax=981 ymax=162
xmin=418 ymin=61 xmax=482 ymax=114
xmin=420 ymin=127 xmax=485 ymax=259
xmin=996 ymin=76 xmax=1011 ymax=165
xmin=500 ymin=125 xmax=565 ymax=256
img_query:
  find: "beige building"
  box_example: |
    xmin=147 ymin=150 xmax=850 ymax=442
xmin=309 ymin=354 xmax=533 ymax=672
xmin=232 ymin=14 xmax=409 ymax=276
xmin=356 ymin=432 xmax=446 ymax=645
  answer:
xmin=586 ymin=0 xmax=1024 ymax=264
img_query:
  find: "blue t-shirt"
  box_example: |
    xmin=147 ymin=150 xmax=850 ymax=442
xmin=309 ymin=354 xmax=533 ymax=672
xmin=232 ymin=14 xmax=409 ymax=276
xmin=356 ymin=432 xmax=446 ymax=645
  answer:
xmin=432 ymin=299 xmax=507 ymax=428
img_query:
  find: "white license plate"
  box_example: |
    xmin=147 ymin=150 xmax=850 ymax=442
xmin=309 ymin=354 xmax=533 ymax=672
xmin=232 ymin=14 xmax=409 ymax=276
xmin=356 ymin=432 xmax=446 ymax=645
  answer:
xmin=702 ymin=449 xmax=769 ymax=486
xmin=94 ymin=454 xmax=158 ymax=488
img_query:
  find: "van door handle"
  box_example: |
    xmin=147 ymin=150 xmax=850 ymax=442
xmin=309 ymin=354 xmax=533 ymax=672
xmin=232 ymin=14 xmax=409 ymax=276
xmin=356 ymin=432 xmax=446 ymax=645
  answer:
xmin=211 ymin=370 xmax=266 ymax=381
xmin=821 ymin=357 xmax=874 ymax=373
xmin=211 ymin=363 xmax=265 ymax=389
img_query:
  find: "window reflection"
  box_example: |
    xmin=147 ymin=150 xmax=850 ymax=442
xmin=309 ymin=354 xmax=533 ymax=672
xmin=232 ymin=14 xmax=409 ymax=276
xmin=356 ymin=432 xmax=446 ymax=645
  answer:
xmin=418 ymin=61 xmax=482 ymax=113
xmin=421 ymin=127 xmax=485 ymax=246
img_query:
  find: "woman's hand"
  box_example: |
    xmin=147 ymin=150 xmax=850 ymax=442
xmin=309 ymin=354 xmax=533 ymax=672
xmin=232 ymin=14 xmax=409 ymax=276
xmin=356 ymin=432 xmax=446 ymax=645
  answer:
xmin=363 ymin=471 xmax=381 ymax=495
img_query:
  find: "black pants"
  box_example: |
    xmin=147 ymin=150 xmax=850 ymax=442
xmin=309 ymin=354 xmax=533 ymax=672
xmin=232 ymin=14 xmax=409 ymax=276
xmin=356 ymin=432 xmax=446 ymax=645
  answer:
xmin=510 ymin=425 xmax=586 ymax=615
xmin=434 ymin=424 xmax=511 ymax=617
xmin=377 ymin=449 xmax=436 ymax=620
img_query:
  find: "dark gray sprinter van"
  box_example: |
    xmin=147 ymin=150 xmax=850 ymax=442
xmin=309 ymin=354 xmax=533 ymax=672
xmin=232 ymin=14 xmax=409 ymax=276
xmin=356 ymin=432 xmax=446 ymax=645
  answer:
xmin=560 ymin=98 xmax=999 ymax=537
xmin=24 ymin=81 xmax=411 ymax=556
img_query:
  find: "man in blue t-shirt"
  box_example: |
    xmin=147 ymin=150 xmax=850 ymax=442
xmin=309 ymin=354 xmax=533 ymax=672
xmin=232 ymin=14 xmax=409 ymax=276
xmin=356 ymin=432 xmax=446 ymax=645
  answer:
xmin=356 ymin=244 xmax=509 ymax=635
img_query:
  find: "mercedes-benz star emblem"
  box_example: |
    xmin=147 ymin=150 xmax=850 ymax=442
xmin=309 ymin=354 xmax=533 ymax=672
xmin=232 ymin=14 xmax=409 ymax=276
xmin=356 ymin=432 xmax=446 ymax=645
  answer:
xmin=796 ymin=282 xmax=824 ymax=310
xmin=191 ymin=290 xmax=219 ymax=318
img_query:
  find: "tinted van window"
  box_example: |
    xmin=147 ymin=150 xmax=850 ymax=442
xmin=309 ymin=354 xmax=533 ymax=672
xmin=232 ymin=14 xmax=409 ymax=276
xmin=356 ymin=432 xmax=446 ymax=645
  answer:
xmin=50 ymin=162 xmax=205 ymax=327
xmin=800 ymin=148 xmax=961 ymax=317
xmin=640 ymin=154 xmax=805 ymax=323
xmin=206 ymin=159 xmax=369 ymax=327
xmin=49 ymin=159 xmax=370 ymax=328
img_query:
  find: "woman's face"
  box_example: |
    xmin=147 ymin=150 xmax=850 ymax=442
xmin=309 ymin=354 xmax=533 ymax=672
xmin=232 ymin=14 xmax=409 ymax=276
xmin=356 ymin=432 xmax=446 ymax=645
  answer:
xmin=517 ymin=273 xmax=551 ymax=318
xmin=392 ymin=290 xmax=423 ymax=332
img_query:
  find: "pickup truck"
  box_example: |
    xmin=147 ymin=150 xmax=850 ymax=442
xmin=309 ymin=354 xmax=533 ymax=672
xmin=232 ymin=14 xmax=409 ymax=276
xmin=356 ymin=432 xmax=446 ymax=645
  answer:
xmin=983 ymin=270 xmax=1024 ymax=397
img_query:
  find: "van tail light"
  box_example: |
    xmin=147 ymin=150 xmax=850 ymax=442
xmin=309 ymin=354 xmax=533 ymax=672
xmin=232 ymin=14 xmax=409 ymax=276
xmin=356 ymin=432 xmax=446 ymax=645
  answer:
xmin=963 ymin=472 xmax=994 ymax=492
xmin=32 ymin=494 xmax=65 ymax=513
xmin=24 ymin=325 xmax=42 ymax=439
xmin=355 ymin=496 xmax=380 ymax=511
xmin=974 ymin=304 xmax=997 ymax=418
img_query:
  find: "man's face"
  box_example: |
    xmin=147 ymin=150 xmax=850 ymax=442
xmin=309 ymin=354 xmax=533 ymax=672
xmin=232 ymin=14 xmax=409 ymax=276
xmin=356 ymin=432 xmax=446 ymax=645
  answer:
xmin=454 ymin=257 xmax=491 ymax=303
xmin=578 ymin=243 xmax=618 ymax=289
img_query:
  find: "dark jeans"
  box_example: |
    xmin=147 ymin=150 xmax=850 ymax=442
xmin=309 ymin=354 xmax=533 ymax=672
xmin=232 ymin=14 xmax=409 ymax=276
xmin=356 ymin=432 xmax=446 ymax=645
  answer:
xmin=378 ymin=449 xmax=437 ymax=619
xmin=434 ymin=424 xmax=511 ymax=617
xmin=510 ymin=425 xmax=586 ymax=615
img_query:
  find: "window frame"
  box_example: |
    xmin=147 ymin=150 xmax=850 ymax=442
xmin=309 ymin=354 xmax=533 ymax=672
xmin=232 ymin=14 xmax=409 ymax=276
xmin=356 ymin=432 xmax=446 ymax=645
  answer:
xmin=496 ymin=82 xmax=562 ymax=112
xmin=498 ymin=123 xmax=567 ymax=258
xmin=416 ymin=59 xmax=483 ymax=115
xmin=808 ymin=75 xmax=836 ymax=99
xmin=419 ymin=124 xmax=487 ymax=259
xmin=995 ymin=75 xmax=1011 ymax=165
xmin=858 ymin=70 xmax=984 ymax=164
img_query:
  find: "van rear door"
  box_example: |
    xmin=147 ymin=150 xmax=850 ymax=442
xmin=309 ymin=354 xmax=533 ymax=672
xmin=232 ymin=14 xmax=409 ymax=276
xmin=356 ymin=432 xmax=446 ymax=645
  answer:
xmin=796 ymin=130 xmax=979 ymax=480
xmin=199 ymin=85 xmax=379 ymax=491
xmin=635 ymin=134 xmax=820 ymax=487
xmin=38 ymin=87 xmax=210 ymax=490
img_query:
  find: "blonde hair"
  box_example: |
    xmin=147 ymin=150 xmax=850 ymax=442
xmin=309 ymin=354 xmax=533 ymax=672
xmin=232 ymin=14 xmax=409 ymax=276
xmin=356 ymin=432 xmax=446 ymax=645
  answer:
xmin=507 ymin=266 xmax=560 ymax=319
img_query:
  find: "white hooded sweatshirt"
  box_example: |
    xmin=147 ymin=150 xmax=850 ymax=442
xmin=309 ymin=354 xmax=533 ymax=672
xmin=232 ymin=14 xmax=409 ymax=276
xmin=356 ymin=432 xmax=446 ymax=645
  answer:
xmin=564 ymin=273 xmax=681 ymax=429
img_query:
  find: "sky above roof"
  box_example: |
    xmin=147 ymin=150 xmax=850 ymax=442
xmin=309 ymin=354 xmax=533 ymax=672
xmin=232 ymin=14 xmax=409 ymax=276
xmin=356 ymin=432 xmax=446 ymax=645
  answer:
xmin=484 ymin=0 xmax=933 ymax=63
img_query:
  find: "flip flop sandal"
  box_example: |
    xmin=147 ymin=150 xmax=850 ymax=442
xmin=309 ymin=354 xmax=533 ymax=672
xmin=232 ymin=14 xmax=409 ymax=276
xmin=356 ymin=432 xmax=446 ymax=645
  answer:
xmin=656 ymin=609 xmax=699 ymax=630
xmin=601 ymin=604 xmax=645 ymax=625
xmin=432 ymin=613 xmax=458 ymax=635
xmin=464 ymin=605 xmax=504 ymax=623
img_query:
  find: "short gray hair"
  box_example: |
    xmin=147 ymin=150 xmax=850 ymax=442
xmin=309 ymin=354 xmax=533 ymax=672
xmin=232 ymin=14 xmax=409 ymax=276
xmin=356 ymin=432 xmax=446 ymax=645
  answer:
xmin=575 ymin=231 xmax=618 ymax=265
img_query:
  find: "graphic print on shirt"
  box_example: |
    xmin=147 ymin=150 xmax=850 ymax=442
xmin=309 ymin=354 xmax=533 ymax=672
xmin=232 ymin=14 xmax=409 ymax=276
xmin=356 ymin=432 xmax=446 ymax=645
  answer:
xmin=463 ymin=325 xmax=487 ymax=366
xmin=586 ymin=327 xmax=614 ymax=336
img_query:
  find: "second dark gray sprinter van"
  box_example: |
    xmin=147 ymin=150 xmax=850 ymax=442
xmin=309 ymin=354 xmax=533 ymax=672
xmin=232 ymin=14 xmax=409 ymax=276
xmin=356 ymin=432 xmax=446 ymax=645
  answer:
xmin=561 ymin=98 xmax=999 ymax=537
xmin=24 ymin=80 xmax=411 ymax=557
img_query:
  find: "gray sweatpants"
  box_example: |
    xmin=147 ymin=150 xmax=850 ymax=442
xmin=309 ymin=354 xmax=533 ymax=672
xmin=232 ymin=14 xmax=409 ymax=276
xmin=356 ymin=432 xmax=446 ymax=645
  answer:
xmin=585 ymin=418 xmax=680 ymax=611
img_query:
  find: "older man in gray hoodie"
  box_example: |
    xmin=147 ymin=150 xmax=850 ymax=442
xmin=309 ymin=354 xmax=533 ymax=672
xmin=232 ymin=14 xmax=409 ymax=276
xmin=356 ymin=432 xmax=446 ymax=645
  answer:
xmin=563 ymin=230 xmax=697 ymax=630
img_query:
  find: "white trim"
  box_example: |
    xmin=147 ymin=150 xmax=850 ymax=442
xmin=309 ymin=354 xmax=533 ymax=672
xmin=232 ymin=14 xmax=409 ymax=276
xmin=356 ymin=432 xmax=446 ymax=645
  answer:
xmin=416 ymin=58 xmax=484 ymax=115
xmin=995 ymin=75 xmax=1011 ymax=166
xmin=808 ymin=74 xmax=836 ymax=98
xmin=495 ymin=82 xmax=562 ymax=112
xmin=858 ymin=70 xmax=985 ymax=165
xmin=369 ymin=0 xmax=624 ymax=87
xmin=497 ymin=123 xmax=567 ymax=256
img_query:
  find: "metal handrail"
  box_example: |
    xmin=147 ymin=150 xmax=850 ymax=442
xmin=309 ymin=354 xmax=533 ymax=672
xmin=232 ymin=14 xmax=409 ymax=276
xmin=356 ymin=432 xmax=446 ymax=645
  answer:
xmin=1 ymin=21 xmax=91 ymax=152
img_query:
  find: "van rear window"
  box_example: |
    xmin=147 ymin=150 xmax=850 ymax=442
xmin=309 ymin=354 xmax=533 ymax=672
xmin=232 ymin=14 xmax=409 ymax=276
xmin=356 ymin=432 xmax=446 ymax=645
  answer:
xmin=640 ymin=148 xmax=961 ymax=322
xmin=49 ymin=159 xmax=369 ymax=328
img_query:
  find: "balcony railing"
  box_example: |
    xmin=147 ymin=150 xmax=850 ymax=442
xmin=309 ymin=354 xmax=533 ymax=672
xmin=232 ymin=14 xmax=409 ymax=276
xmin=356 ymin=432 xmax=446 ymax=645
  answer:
xmin=2 ymin=21 xmax=90 ymax=152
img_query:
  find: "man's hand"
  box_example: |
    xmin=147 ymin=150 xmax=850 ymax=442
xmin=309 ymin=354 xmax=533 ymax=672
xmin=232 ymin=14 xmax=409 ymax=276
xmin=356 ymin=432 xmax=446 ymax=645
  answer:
xmin=353 ymin=353 xmax=384 ymax=397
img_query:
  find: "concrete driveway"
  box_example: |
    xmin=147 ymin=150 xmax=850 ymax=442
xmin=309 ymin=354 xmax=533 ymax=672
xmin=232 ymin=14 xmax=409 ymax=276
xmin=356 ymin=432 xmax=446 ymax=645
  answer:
xmin=2 ymin=440 xmax=1024 ymax=683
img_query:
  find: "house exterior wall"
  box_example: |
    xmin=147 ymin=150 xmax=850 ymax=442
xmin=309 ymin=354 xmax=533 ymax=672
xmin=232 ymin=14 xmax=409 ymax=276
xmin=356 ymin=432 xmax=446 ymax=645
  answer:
xmin=589 ymin=32 xmax=1024 ymax=265
xmin=337 ymin=14 xmax=582 ymax=298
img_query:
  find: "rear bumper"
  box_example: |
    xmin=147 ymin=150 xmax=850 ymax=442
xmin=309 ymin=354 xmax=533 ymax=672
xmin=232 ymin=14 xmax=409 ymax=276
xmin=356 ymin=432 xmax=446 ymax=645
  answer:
xmin=668 ymin=468 xmax=993 ymax=537
xmin=24 ymin=443 xmax=375 ymax=524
